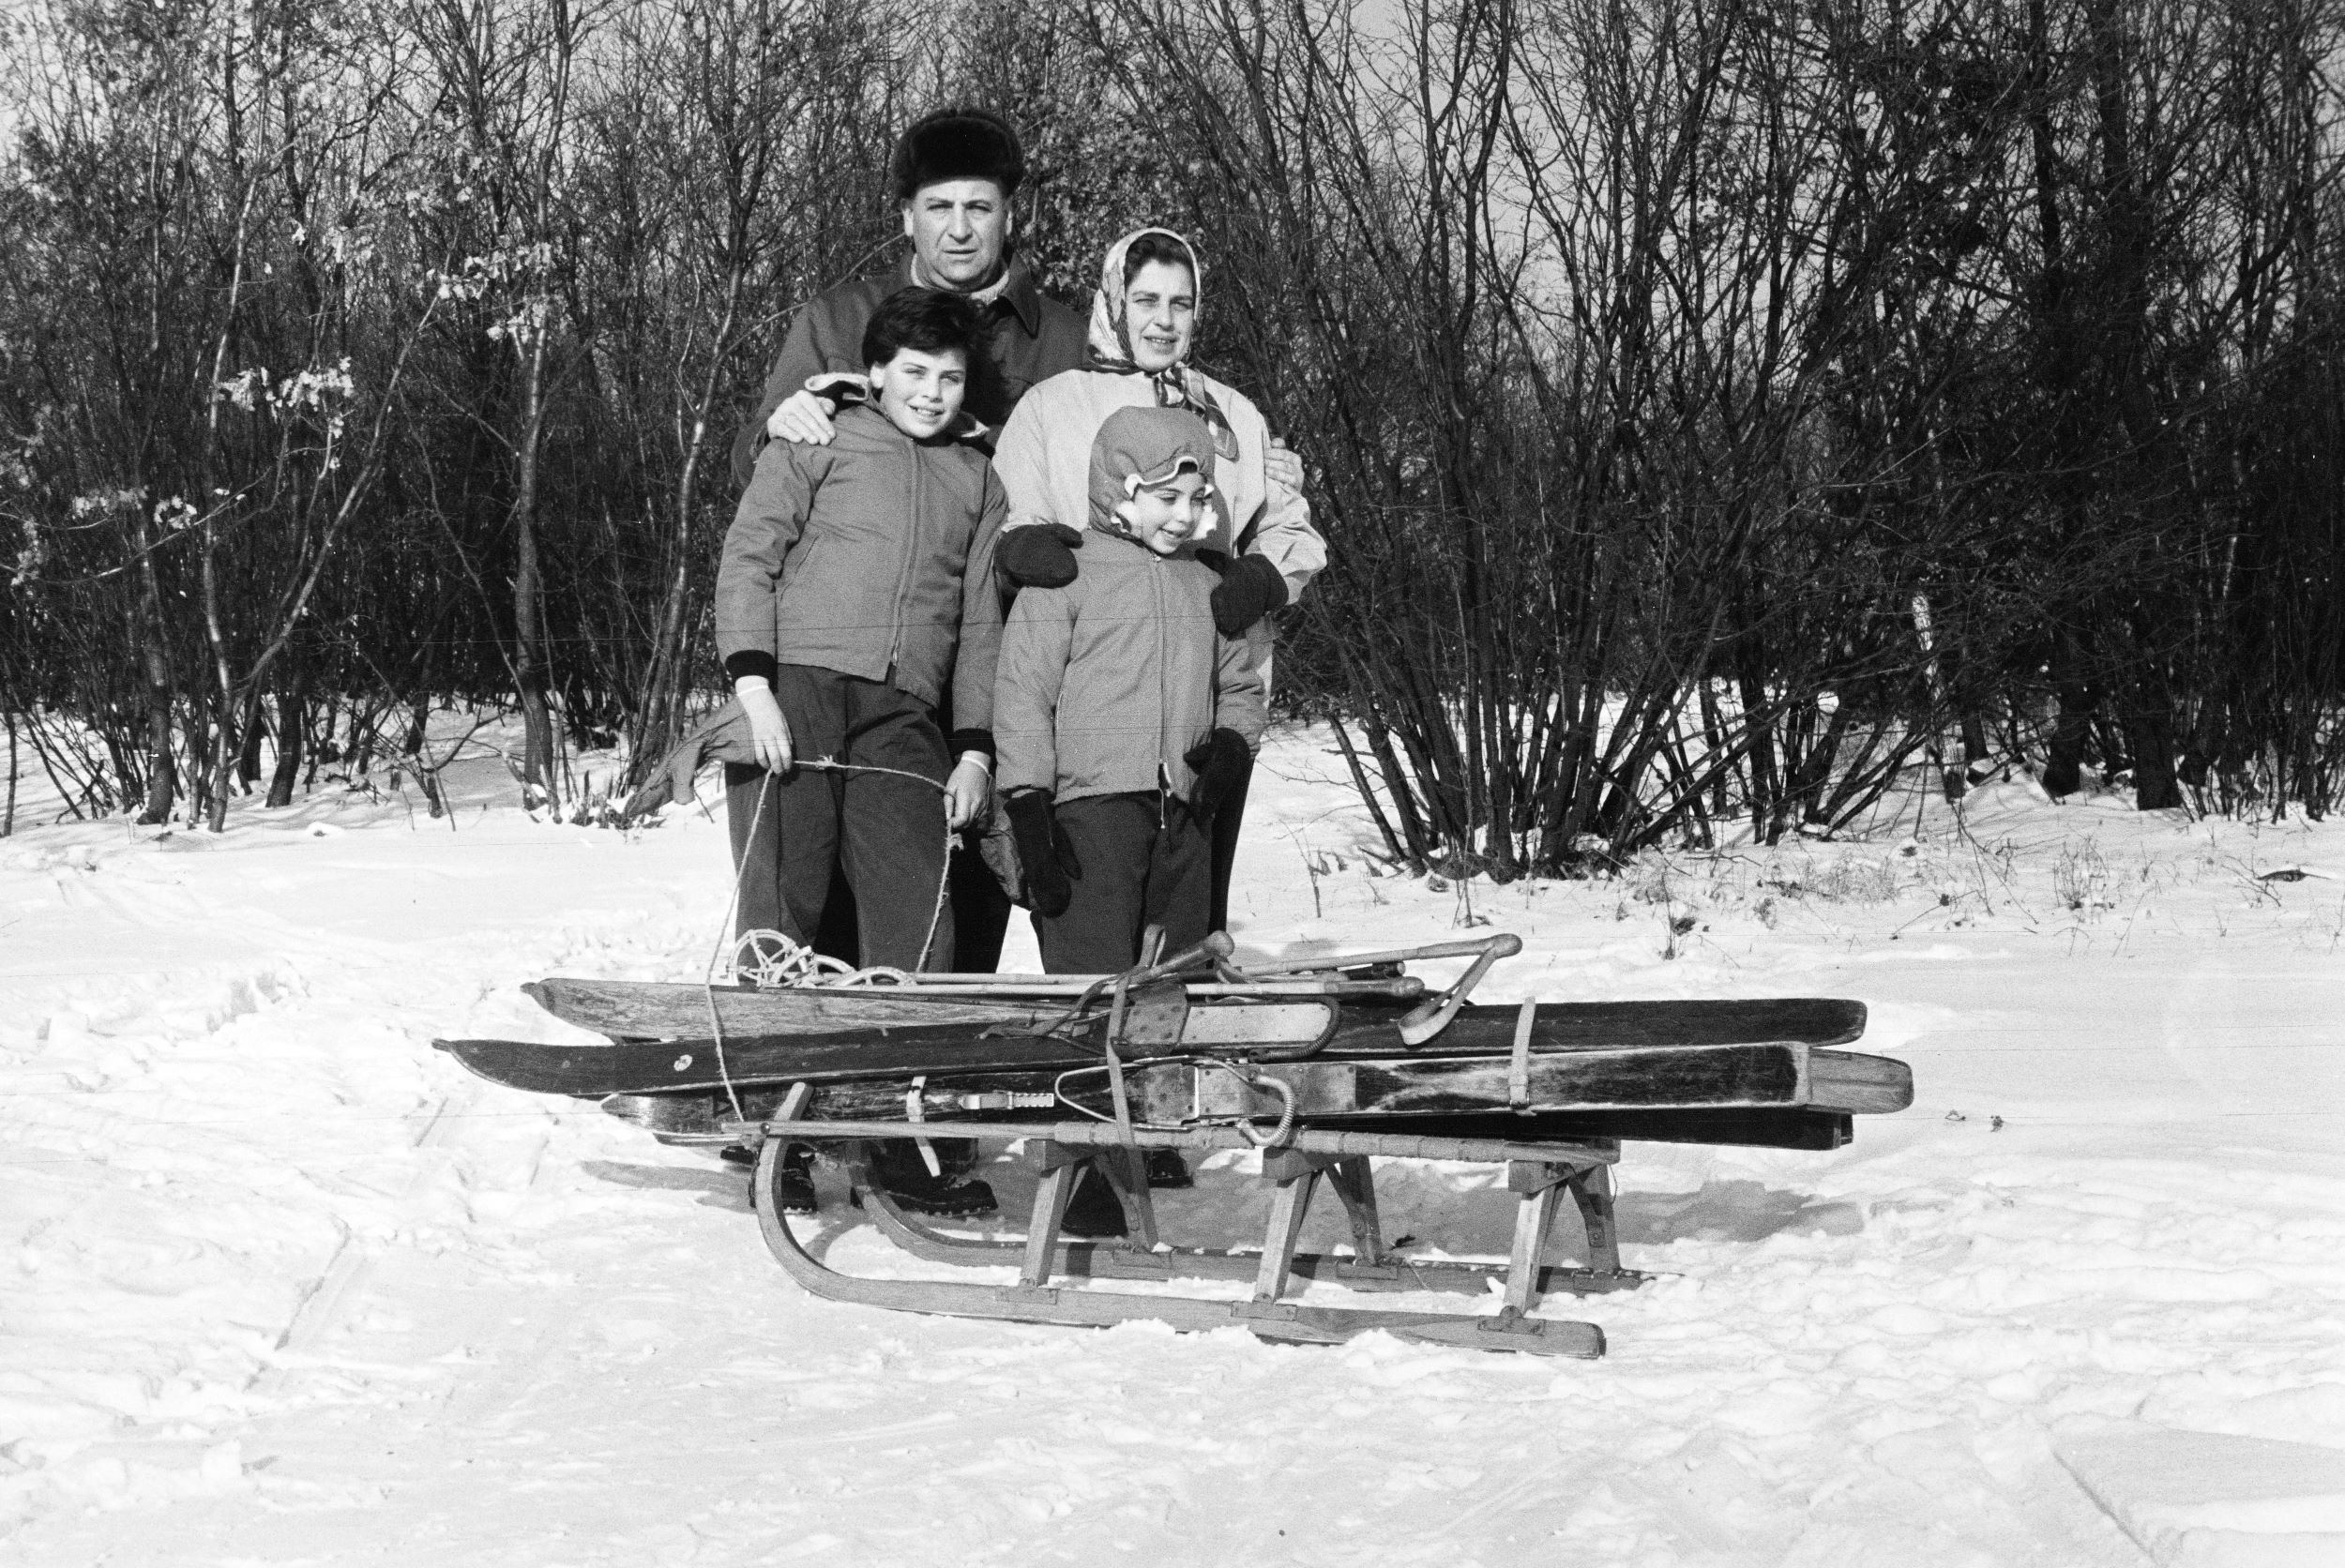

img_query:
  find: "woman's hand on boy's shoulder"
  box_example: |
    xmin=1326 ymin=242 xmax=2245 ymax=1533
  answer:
xmin=1264 ymin=436 xmax=1304 ymax=503
xmin=1207 ymin=553 xmax=1290 ymax=637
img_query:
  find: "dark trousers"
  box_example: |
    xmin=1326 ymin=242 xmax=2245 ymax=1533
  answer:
xmin=723 ymin=667 xmax=953 ymax=972
xmin=810 ymin=831 xmax=1012 ymax=972
xmin=1205 ymin=749 xmax=1253 ymax=935
xmin=1036 ymin=792 xmax=1212 ymax=974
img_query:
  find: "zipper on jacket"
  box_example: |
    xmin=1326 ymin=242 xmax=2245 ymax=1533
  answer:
xmin=885 ymin=425 xmax=921 ymax=678
xmin=1156 ymin=552 xmax=1171 ymax=829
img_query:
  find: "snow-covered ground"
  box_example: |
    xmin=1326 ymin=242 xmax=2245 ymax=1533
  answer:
xmin=4 ymin=724 xmax=2342 ymax=1566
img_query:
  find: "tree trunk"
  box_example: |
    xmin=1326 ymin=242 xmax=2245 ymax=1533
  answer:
xmin=2043 ymin=661 xmax=2096 ymax=799
xmin=1959 ymin=710 xmax=1991 ymax=785
xmin=201 ymin=519 xmax=237 ymax=832
xmin=2126 ymin=689 xmax=2181 ymax=809
xmin=238 ymin=706 xmax=267 ymax=788
xmin=129 ymin=514 xmax=179 ymax=824
xmin=3 ymin=706 xmax=18 ymax=837
xmin=512 ymin=332 xmax=557 ymax=811
xmin=265 ymin=678 xmax=306 ymax=808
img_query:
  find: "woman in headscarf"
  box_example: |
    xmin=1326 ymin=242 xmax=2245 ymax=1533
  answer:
xmin=991 ymin=227 xmax=1326 ymax=928
xmin=988 ymin=228 xmax=1325 ymax=1234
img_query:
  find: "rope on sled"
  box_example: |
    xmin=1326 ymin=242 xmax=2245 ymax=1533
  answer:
xmin=692 ymin=760 xmax=1296 ymax=1151
xmin=699 ymin=758 xmax=961 ymax=1125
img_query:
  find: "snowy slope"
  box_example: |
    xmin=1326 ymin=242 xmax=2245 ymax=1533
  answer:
xmin=3 ymin=727 xmax=2342 ymax=1565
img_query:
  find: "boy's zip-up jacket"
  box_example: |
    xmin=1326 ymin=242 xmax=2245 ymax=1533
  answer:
xmin=715 ymin=402 xmax=1006 ymax=739
xmin=994 ymin=529 xmax=1267 ymax=803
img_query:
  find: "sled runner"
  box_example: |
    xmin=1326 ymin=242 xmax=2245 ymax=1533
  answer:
xmin=436 ymin=932 xmax=1913 ymax=1359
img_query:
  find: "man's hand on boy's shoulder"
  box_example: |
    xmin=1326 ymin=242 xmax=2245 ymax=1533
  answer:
xmin=766 ymin=390 xmax=835 ymax=446
xmin=764 ymin=372 xmax=868 ymax=448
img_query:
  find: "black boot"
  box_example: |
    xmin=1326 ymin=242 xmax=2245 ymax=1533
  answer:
xmin=770 ymin=1144 xmax=818 ymax=1214
xmin=1059 ymin=1165 xmax=1128 ymax=1239
xmin=723 ymin=1142 xmax=816 ymax=1214
xmin=1143 ymin=1148 xmax=1193 ymax=1189
xmin=870 ymin=1141 xmax=998 ymax=1217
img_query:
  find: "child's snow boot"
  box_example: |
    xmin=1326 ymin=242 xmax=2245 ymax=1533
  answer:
xmin=1143 ymin=1148 xmax=1194 ymax=1188
xmin=870 ymin=1140 xmax=998 ymax=1217
xmin=721 ymin=1142 xmax=817 ymax=1214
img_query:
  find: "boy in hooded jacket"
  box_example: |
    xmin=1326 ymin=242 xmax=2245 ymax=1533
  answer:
xmin=994 ymin=405 xmax=1267 ymax=974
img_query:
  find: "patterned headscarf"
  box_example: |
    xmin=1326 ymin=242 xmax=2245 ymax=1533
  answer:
xmin=1084 ymin=228 xmax=1238 ymax=460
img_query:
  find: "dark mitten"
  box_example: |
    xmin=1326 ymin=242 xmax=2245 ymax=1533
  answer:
xmin=998 ymin=523 xmax=1085 ymax=590
xmin=1005 ymin=789 xmax=1077 ymax=917
xmin=1208 ymin=553 xmax=1290 ymax=637
xmin=1184 ymin=728 xmax=1252 ymax=827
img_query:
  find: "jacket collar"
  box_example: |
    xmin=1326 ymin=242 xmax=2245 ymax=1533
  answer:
xmin=1088 ymin=525 xmax=1201 ymax=565
xmin=836 ymin=397 xmax=991 ymax=448
xmin=897 ymin=254 xmax=1045 ymax=336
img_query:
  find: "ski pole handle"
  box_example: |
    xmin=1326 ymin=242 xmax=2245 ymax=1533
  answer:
xmin=1137 ymin=930 xmax=1234 ymax=985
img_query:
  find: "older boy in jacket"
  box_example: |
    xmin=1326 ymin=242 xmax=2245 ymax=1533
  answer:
xmin=994 ymin=406 xmax=1266 ymax=974
xmin=716 ymin=286 xmax=1005 ymax=975
xmin=716 ymin=288 xmax=1007 ymax=1219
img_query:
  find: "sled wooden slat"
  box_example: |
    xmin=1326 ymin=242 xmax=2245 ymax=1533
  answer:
xmin=855 ymin=1179 xmax=1644 ymax=1295
xmin=744 ymin=1116 xmax=1625 ymax=1166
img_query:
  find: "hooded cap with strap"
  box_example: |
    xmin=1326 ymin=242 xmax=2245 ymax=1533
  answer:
xmin=1084 ymin=405 xmax=1228 ymax=543
xmin=1083 ymin=228 xmax=1239 ymax=461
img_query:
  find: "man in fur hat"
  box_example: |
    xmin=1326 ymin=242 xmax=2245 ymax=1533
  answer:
xmin=730 ymin=108 xmax=1082 ymax=482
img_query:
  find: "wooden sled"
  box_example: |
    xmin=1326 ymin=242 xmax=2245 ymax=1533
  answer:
xmin=436 ymin=932 xmax=1913 ymax=1358
xmin=756 ymin=1129 xmax=1618 ymax=1357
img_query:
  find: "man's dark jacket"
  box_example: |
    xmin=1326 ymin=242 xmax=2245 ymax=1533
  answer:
xmin=729 ymin=257 xmax=1087 ymax=489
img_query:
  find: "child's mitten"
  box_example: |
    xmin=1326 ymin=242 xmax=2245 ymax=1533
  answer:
xmin=999 ymin=523 xmax=1085 ymax=590
xmin=1183 ymin=729 xmax=1253 ymax=826
xmin=1208 ymin=553 xmax=1289 ymax=637
xmin=1005 ymin=790 xmax=1079 ymax=916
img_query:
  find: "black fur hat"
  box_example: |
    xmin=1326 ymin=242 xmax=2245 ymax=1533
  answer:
xmin=890 ymin=108 xmax=1024 ymax=203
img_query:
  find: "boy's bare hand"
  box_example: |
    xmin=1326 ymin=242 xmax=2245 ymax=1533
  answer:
xmin=736 ymin=683 xmax=794 ymax=772
xmin=1264 ymin=436 xmax=1304 ymax=502
xmin=943 ymin=757 xmax=991 ymax=829
xmin=766 ymin=388 xmax=838 ymax=446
